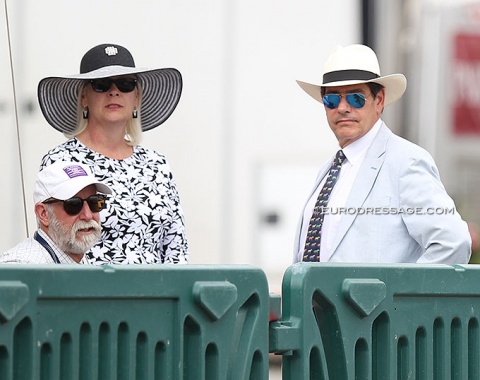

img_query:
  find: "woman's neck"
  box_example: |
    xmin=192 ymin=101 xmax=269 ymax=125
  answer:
xmin=77 ymin=125 xmax=134 ymax=160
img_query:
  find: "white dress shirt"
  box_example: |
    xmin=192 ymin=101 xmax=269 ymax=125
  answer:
xmin=299 ymin=121 xmax=382 ymax=261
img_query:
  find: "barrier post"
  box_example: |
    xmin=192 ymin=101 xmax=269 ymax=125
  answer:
xmin=0 ymin=264 xmax=270 ymax=380
xmin=270 ymin=263 xmax=480 ymax=379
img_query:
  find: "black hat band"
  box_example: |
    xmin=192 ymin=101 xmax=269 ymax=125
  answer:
xmin=323 ymin=69 xmax=379 ymax=84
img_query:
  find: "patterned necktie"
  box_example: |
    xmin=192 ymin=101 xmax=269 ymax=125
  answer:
xmin=303 ymin=150 xmax=345 ymax=262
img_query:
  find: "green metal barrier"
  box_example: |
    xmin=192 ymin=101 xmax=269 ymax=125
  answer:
xmin=0 ymin=265 xmax=269 ymax=380
xmin=270 ymin=263 xmax=480 ymax=380
xmin=4 ymin=262 xmax=478 ymax=379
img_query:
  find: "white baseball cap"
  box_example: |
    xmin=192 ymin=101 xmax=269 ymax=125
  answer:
xmin=34 ymin=161 xmax=112 ymax=204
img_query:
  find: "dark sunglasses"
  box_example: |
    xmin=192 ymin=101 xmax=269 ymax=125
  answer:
xmin=89 ymin=77 xmax=138 ymax=93
xmin=322 ymin=93 xmax=366 ymax=109
xmin=44 ymin=194 xmax=107 ymax=216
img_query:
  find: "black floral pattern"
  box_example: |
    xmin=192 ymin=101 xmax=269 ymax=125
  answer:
xmin=40 ymin=138 xmax=188 ymax=264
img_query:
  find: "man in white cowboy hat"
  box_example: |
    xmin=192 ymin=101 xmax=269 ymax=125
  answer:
xmin=0 ymin=161 xmax=111 ymax=264
xmin=293 ymin=44 xmax=471 ymax=264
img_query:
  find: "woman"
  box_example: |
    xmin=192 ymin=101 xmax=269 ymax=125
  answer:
xmin=37 ymin=43 xmax=188 ymax=264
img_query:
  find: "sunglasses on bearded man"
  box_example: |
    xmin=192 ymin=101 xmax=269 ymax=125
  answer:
xmin=44 ymin=194 xmax=108 ymax=216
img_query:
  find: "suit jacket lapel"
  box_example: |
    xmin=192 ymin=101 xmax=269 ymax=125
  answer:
xmin=294 ymin=154 xmax=335 ymax=255
xmin=329 ymin=123 xmax=391 ymax=254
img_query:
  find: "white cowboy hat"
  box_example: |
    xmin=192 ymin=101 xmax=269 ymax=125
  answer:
xmin=297 ymin=44 xmax=407 ymax=106
xmin=37 ymin=43 xmax=182 ymax=134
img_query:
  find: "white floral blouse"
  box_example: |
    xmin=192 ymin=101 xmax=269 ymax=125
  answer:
xmin=40 ymin=138 xmax=188 ymax=265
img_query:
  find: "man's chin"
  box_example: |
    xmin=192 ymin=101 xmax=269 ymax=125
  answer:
xmin=72 ymin=233 xmax=100 ymax=253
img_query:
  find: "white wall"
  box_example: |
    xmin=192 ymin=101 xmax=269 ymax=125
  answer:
xmin=1 ymin=0 xmax=360 ymax=287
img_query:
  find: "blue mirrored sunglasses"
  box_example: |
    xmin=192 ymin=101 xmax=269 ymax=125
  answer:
xmin=322 ymin=93 xmax=366 ymax=109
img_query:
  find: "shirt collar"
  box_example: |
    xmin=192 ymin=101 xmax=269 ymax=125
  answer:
xmin=37 ymin=229 xmax=81 ymax=264
xmin=341 ymin=119 xmax=382 ymax=165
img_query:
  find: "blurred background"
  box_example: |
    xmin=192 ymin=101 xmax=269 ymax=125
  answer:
xmin=1 ymin=0 xmax=480 ymax=292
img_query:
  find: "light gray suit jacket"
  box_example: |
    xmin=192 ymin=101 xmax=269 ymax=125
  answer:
xmin=293 ymin=122 xmax=471 ymax=264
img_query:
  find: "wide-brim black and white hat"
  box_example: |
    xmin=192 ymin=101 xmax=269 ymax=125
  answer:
xmin=37 ymin=43 xmax=182 ymax=134
xmin=297 ymin=44 xmax=407 ymax=107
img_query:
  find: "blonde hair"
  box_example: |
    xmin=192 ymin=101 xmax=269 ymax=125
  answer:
xmin=66 ymin=81 xmax=143 ymax=146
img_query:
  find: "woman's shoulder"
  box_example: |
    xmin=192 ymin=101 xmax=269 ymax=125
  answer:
xmin=134 ymin=145 xmax=168 ymax=163
xmin=40 ymin=138 xmax=92 ymax=168
xmin=48 ymin=137 xmax=81 ymax=150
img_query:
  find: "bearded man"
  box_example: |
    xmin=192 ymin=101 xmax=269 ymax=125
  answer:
xmin=0 ymin=161 xmax=111 ymax=264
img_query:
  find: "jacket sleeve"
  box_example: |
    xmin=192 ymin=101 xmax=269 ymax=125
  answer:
xmin=398 ymin=150 xmax=471 ymax=264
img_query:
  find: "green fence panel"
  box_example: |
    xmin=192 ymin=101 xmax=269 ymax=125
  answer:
xmin=270 ymin=263 xmax=480 ymax=380
xmin=0 ymin=264 xmax=269 ymax=380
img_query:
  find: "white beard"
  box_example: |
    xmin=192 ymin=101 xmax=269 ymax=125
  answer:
xmin=48 ymin=213 xmax=101 ymax=255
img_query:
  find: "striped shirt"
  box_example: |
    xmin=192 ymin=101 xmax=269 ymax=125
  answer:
xmin=0 ymin=230 xmax=87 ymax=264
